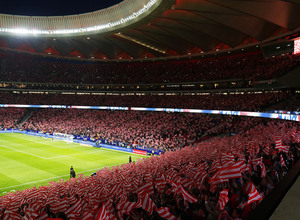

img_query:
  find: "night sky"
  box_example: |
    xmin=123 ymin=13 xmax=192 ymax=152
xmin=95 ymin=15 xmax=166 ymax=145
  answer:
xmin=0 ymin=0 xmax=124 ymax=16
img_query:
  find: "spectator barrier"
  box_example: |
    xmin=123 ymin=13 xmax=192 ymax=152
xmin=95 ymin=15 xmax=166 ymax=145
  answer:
xmin=1 ymin=104 xmax=299 ymax=121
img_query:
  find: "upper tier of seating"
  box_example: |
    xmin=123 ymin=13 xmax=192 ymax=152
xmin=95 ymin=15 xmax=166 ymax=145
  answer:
xmin=0 ymin=50 xmax=298 ymax=84
xmin=0 ymin=91 xmax=290 ymax=111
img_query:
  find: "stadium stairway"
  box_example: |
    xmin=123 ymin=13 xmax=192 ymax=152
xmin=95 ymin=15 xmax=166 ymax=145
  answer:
xmin=18 ymin=108 xmax=34 ymax=124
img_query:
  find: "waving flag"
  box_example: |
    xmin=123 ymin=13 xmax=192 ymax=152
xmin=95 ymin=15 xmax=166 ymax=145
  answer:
xmin=194 ymin=171 xmax=208 ymax=186
xmin=117 ymin=200 xmax=136 ymax=215
xmin=156 ymin=207 xmax=176 ymax=220
xmin=221 ymin=153 xmax=235 ymax=167
xmin=155 ymin=180 xmax=167 ymax=193
xmin=168 ymin=179 xmax=181 ymax=195
xmin=218 ymin=162 xmax=243 ymax=180
xmin=275 ymin=139 xmax=282 ymax=150
xmin=81 ymin=212 xmax=94 ymax=220
xmin=23 ymin=206 xmax=38 ymax=220
xmin=280 ymin=155 xmax=287 ymax=168
xmin=262 ymin=145 xmax=270 ymax=155
xmin=282 ymin=145 xmax=290 ymax=154
xmin=95 ymin=204 xmax=109 ymax=220
xmin=247 ymin=183 xmax=262 ymax=205
xmin=136 ymin=193 xmax=156 ymax=215
xmin=65 ymin=198 xmax=82 ymax=218
xmin=291 ymin=129 xmax=296 ymax=138
xmin=180 ymin=185 xmax=198 ymax=203
xmin=218 ymin=189 xmax=229 ymax=210
xmin=257 ymin=161 xmax=266 ymax=177
xmin=136 ymin=182 xmax=154 ymax=196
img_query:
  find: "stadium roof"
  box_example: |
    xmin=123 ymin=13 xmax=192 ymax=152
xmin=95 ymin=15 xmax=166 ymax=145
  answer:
xmin=0 ymin=0 xmax=300 ymax=60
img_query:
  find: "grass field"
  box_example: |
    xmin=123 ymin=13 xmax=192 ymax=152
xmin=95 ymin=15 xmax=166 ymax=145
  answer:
xmin=0 ymin=133 xmax=147 ymax=195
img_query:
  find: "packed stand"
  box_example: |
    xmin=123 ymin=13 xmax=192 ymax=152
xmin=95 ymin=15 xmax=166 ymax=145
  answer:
xmin=0 ymin=120 xmax=299 ymax=219
xmin=0 ymin=91 xmax=289 ymax=111
xmin=265 ymin=92 xmax=300 ymax=112
xmin=0 ymin=51 xmax=299 ymax=84
xmin=0 ymin=108 xmax=26 ymax=129
xmin=21 ymin=110 xmax=233 ymax=151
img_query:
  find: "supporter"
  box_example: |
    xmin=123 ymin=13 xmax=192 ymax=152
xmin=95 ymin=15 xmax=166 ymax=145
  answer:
xmin=0 ymin=50 xmax=299 ymax=84
xmin=0 ymin=120 xmax=298 ymax=219
xmin=0 ymin=108 xmax=26 ymax=129
xmin=0 ymin=91 xmax=291 ymax=111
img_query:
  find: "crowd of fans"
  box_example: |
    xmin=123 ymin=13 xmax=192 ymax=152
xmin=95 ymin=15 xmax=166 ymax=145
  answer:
xmin=0 ymin=90 xmax=292 ymax=152
xmin=0 ymin=120 xmax=298 ymax=220
xmin=20 ymin=110 xmax=234 ymax=151
xmin=266 ymin=93 xmax=300 ymax=112
xmin=0 ymin=91 xmax=289 ymax=111
xmin=0 ymin=104 xmax=265 ymax=152
xmin=0 ymin=50 xmax=299 ymax=84
xmin=0 ymin=108 xmax=26 ymax=129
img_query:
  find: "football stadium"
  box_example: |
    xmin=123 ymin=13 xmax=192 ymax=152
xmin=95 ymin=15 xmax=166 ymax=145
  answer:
xmin=0 ymin=0 xmax=300 ymax=219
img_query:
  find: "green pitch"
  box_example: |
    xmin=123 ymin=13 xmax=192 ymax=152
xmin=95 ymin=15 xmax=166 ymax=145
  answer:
xmin=0 ymin=133 xmax=147 ymax=195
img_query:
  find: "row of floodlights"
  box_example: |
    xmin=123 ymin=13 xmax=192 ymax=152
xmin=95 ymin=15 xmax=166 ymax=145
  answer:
xmin=0 ymin=0 xmax=157 ymax=36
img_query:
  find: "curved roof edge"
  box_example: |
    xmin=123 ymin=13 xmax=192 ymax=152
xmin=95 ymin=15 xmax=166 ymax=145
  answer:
xmin=0 ymin=0 xmax=167 ymax=37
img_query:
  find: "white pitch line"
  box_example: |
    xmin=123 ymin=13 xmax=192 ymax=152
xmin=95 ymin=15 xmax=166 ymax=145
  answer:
xmin=0 ymin=162 xmax=126 ymax=191
xmin=45 ymin=151 xmax=103 ymax=159
xmin=0 ymin=144 xmax=47 ymax=159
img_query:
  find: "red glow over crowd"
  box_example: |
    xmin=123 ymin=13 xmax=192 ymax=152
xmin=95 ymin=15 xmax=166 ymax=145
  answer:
xmin=0 ymin=48 xmax=299 ymax=219
xmin=0 ymin=119 xmax=298 ymax=220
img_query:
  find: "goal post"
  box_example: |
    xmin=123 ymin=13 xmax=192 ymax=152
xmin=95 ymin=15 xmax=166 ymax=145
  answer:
xmin=53 ymin=132 xmax=74 ymax=143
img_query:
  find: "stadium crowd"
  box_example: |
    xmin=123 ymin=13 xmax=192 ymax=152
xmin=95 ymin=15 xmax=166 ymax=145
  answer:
xmin=19 ymin=109 xmax=267 ymax=152
xmin=0 ymin=108 xmax=26 ymax=129
xmin=20 ymin=110 xmax=233 ymax=151
xmin=0 ymin=51 xmax=298 ymax=84
xmin=0 ymin=48 xmax=299 ymax=219
xmin=0 ymin=91 xmax=289 ymax=111
xmin=0 ymin=120 xmax=299 ymax=220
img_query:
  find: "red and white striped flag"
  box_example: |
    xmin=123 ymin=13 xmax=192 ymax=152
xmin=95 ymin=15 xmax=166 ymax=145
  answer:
xmin=155 ymin=207 xmax=176 ymax=220
xmin=117 ymin=200 xmax=136 ymax=215
xmin=2 ymin=211 xmax=22 ymax=220
xmin=180 ymin=185 xmax=198 ymax=203
xmin=194 ymin=172 xmax=208 ymax=186
xmin=247 ymin=183 xmax=262 ymax=205
xmin=155 ymin=180 xmax=167 ymax=193
xmin=262 ymin=145 xmax=270 ymax=155
xmin=218 ymin=162 xmax=243 ymax=180
xmin=49 ymin=197 xmax=68 ymax=213
xmin=275 ymin=139 xmax=282 ymax=150
xmin=221 ymin=153 xmax=235 ymax=167
xmin=291 ymin=129 xmax=296 ymax=138
xmin=65 ymin=198 xmax=82 ymax=217
xmin=136 ymin=182 xmax=154 ymax=196
xmin=23 ymin=206 xmax=38 ymax=220
xmin=81 ymin=209 xmax=95 ymax=220
xmin=280 ymin=155 xmax=287 ymax=168
xmin=168 ymin=179 xmax=181 ymax=195
xmin=282 ymin=145 xmax=290 ymax=154
xmin=95 ymin=204 xmax=109 ymax=220
xmin=136 ymin=193 xmax=156 ymax=215
xmin=257 ymin=161 xmax=266 ymax=177
xmin=218 ymin=189 xmax=229 ymax=210
xmin=180 ymin=177 xmax=195 ymax=190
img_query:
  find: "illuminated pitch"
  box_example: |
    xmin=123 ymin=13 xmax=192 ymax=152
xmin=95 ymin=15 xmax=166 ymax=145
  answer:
xmin=0 ymin=133 xmax=147 ymax=195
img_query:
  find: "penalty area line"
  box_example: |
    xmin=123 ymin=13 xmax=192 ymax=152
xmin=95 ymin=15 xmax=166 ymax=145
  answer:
xmin=0 ymin=144 xmax=47 ymax=159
